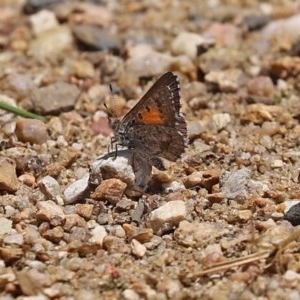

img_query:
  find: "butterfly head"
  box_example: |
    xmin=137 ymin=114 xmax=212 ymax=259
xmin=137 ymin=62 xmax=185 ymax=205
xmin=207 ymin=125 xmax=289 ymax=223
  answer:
xmin=109 ymin=117 xmax=121 ymax=132
xmin=109 ymin=116 xmax=127 ymax=148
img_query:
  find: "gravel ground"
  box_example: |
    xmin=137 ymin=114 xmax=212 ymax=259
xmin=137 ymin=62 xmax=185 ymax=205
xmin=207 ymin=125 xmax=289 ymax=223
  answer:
xmin=1 ymin=0 xmax=300 ymax=299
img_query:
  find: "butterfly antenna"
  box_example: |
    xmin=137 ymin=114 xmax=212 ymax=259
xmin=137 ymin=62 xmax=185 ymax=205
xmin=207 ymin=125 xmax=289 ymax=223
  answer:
xmin=104 ymin=83 xmax=120 ymax=156
xmin=103 ymin=84 xmax=115 ymax=117
xmin=110 ymin=83 xmax=119 ymax=117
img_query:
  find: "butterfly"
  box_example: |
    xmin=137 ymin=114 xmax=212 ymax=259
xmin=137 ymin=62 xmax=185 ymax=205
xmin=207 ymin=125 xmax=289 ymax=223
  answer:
xmin=109 ymin=72 xmax=188 ymax=173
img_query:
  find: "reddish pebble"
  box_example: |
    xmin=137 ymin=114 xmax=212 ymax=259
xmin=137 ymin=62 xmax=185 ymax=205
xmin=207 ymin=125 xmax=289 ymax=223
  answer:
xmin=91 ymin=178 xmax=127 ymax=204
xmin=247 ymin=76 xmax=274 ymax=97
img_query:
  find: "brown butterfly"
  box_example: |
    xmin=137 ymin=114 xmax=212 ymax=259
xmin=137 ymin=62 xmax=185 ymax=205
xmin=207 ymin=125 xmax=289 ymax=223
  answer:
xmin=109 ymin=72 xmax=188 ymax=173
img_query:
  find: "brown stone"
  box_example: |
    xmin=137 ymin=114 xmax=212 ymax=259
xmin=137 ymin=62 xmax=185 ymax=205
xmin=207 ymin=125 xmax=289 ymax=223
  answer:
xmin=91 ymin=178 xmax=127 ymax=204
xmin=0 ymin=157 xmax=19 ymax=192
xmin=42 ymin=226 xmax=64 ymax=243
xmin=75 ymin=204 xmax=94 ymax=219
xmin=0 ymin=247 xmax=23 ymax=264
xmin=15 ymin=118 xmax=49 ymax=144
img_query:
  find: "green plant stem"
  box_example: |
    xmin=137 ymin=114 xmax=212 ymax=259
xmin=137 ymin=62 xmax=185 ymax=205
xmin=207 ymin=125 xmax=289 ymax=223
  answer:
xmin=0 ymin=101 xmax=47 ymax=122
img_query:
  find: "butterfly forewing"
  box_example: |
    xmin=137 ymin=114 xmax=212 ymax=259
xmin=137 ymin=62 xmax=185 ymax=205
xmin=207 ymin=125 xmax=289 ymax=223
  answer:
xmin=121 ymin=72 xmax=183 ymax=129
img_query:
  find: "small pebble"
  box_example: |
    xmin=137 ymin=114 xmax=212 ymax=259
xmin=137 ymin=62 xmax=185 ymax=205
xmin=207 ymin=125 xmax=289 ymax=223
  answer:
xmin=28 ymin=25 xmax=74 ymax=62
xmin=3 ymin=233 xmax=24 ymax=246
xmin=123 ymin=224 xmax=153 ymax=243
xmin=0 ymin=157 xmax=19 ymax=192
xmin=220 ymin=168 xmax=251 ymax=200
xmin=31 ymin=82 xmax=80 ymax=115
xmin=184 ymin=171 xmax=203 ymax=189
xmin=89 ymin=224 xmax=107 ymax=246
xmin=284 ymin=270 xmax=300 ymax=282
xmin=260 ymin=121 xmax=282 ymax=136
xmin=58 ymin=147 xmax=80 ymax=168
xmin=38 ymin=175 xmax=61 ymax=200
xmin=242 ymin=14 xmax=270 ymax=31
xmin=73 ymin=25 xmax=121 ymax=52
xmin=201 ymin=244 xmax=224 ymax=267
xmin=68 ymin=59 xmax=95 ymax=78
xmin=242 ymin=103 xmax=287 ymax=125
xmin=2 ymin=73 xmax=35 ymax=100
xmin=147 ymin=201 xmax=187 ymax=235
xmin=131 ymin=239 xmax=147 ymax=258
xmin=75 ymin=204 xmax=94 ymax=219
xmin=63 ymin=214 xmax=87 ymax=232
xmin=115 ymin=199 xmax=135 ymax=211
xmin=36 ymin=200 xmax=66 ymax=226
xmin=163 ymin=181 xmax=185 ymax=193
xmin=271 ymin=159 xmax=284 ymax=168
xmin=112 ymin=225 xmax=126 ymax=238
xmin=0 ymin=247 xmax=23 ymax=264
xmin=29 ymin=9 xmax=59 ymax=36
xmin=198 ymin=47 xmax=243 ymax=74
xmin=247 ymin=76 xmax=274 ymax=97
xmin=259 ymin=135 xmax=273 ymax=149
xmin=16 ymin=269 xmax=52 ymax=297
xmin=64 ymin=257 xmax=84 ymax=272
xmin=174 ymin=220 xmax=228 ymax=248
xmin=63 ymin=174 xmax=90 ymax=205
xmin=122 ymin=289 xmax=140 ymax=300
xmin=91 ymin=178 xmax=127 ymax=204
xmin=68 ymin=227 xmax=89 ymax=243
xmin=171 ymin=31 xmax=214 ymax=60
xmin=284 ymin=202 xmax=300 ymax=226
xmin=125 ymin=44 xmax=195 ymax=78
xmin=89 ymin=153 xmax=136 ymax=188
xmin=205 ymin=68 xmax=245 ymax=92
xmin=18 ymin=173 xmax=36 ymax=188
xmin=238 ymin=210 xmax=252 ymax=221
xmin=74 ymin=290 xmax=98 ymax=300
xmin=212 ymin=113 xmax=231 ymax=131
xmin=207 ymin=193 xmax=225 ymax=204
xmin=186 ymin=121 xmax=207 ymax=140
xmin=42 ymin=226 xmax=64 ymax=243
xmin=0 ymin=217 xmax=13 ymax=236
xmin=4 ymin=206 xmax=15 ymax=218
xmin=15 ymin=118 xmax=49 ymax=144
xmin=144 ymin=236 xmax=162 ymax=250
xmin=204 ymin=23 xmax=240 ymax=47
xmin=102 ymin=236 xmax=130 ymax=254
xmin=262 ymin=14 xmax=300 ymax=43
xmin=97 ymin=213 xmax=109 ymax=225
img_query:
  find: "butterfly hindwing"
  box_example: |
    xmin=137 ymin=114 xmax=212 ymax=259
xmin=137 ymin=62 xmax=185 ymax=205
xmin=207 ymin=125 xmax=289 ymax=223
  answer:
xmin=127 ymin=125 xmax=185 ymax=162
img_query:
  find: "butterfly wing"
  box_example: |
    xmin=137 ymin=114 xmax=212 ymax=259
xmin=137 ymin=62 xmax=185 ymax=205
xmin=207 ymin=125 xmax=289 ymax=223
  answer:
xmin=128 ymin=125 xmax=186 ymax=162
xmin=120 ymin=72 xmax=187 ymax=140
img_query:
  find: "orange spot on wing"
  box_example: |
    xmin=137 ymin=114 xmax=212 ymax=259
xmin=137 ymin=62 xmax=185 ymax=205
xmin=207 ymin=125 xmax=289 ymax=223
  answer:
xmin=138 ymin=108 xmax=164 ymax=125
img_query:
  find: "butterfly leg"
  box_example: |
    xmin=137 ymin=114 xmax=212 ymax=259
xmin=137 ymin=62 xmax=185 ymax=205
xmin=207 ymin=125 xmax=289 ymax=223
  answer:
xmin=109 ymin=135 xmax=119 ymax=159
xmin=114 ymin=144 xmax=118 ymax=160
xmin=110 ymin=136 xmax=116 ymax=152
